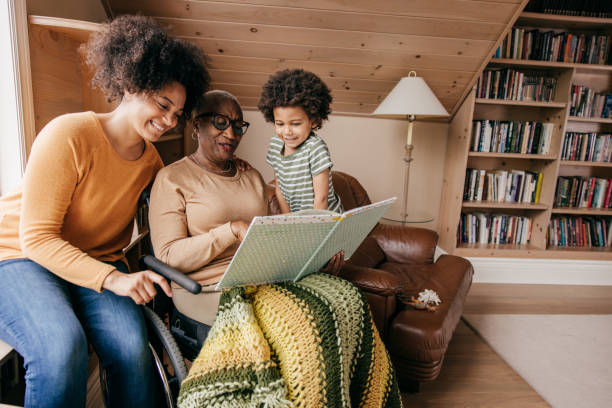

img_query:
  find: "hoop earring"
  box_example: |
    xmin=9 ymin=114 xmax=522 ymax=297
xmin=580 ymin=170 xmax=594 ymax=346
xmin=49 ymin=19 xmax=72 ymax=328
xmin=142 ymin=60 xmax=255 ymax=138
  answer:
xmin=191 ymin=130 xmax=199 ymax=141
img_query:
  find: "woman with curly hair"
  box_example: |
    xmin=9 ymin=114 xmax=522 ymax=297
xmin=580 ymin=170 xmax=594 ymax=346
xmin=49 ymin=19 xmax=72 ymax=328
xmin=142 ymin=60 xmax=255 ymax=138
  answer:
xmin=258 ymin=68 xmax=343 ymax=214
xmin=0 ymin=15 xmax=209 ymax=407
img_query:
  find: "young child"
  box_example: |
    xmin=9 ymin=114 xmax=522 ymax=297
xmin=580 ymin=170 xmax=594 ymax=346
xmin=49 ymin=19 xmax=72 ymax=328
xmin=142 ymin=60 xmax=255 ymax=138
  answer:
xmin=258 ymin=68 xmax=343 ymax=214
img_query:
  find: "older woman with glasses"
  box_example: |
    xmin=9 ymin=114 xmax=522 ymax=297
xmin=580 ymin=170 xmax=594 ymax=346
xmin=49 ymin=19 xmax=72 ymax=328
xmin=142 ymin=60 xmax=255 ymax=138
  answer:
xmin=148 ymin=90 xmax=266 ymax=325
xmin=148 ymin=90 xmax=402 ymax=408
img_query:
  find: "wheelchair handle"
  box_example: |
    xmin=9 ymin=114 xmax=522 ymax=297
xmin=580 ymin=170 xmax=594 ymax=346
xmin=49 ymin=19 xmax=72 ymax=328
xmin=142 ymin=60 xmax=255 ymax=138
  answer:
xmin=140 ymin=255 xmax=202 ymax=294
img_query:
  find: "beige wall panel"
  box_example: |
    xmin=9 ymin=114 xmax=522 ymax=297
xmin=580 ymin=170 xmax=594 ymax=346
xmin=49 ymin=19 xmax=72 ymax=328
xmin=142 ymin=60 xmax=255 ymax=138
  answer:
xmin=161 ymin=18 xmax=493 ymax=58
xmin=111 ymin=0 xmax=504 ymax=39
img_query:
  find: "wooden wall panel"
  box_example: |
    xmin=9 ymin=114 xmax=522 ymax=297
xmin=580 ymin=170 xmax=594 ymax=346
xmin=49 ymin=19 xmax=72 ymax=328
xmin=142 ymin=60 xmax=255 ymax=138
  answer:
xmin=28 ymin=24 xmax=84 ymax=133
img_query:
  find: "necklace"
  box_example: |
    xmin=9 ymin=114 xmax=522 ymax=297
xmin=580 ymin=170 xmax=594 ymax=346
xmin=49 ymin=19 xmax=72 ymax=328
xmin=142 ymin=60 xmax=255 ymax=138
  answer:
xmin=190 ymin=153 xmax=234 ymax=175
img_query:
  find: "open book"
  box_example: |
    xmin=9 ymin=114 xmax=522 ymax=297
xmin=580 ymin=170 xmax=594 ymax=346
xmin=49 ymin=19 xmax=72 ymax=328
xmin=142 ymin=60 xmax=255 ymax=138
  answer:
xmin=216 ymin=197 xmax=396 ymax=289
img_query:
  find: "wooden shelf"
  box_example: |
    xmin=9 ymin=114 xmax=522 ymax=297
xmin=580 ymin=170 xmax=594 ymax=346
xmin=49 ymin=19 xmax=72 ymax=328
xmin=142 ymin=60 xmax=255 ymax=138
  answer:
xmin=462 ymin=201 xmax=548 ymax=210
xmin=468 ymin=152 xmax=556 ymax=160
xmin=475 ymin=98 xmax=566 ymax=108
xmin=29 ymin=15 xmax=100 ymax=42
xmin=551 ymin=208 xmax=612 ymax=216
xmin=455 ymin=245 xmax=612 ymax=259
xmin=454 ymin=243 xmax=543 ymax=258
xmin=517 ymin=12 xmax=612 ymax=30
xmin=490 ymin=58 xmax=612 ymax=72
xmin=567 ymin=116 xmax=612 ymax=124
xmin=559 ymin=160 xmax=612 ymax=167
xmin=544 ymin=246 xmax=612 ymax=259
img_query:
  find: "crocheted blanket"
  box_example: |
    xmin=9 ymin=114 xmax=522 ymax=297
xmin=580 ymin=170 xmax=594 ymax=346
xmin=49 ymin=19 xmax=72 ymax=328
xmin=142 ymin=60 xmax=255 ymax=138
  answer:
xmin=177 ymin=273 xmax=403 ymax=408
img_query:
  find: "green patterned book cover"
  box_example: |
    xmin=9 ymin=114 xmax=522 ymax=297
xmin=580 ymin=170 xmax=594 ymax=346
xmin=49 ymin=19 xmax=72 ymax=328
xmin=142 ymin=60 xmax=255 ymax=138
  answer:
xmin=216 ymin=197 xmax=396 ymax=289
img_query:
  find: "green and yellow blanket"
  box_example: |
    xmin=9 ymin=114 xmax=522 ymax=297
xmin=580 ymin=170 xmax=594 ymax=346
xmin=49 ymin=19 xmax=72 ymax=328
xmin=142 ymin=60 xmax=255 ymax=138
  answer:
xmin=178 ymin=273 xmax=403 ymax=408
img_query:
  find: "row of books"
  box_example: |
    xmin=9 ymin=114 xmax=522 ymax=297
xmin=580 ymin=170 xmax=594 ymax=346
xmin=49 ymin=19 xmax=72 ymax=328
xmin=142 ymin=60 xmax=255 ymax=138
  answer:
xmin=471 ymin=120 xmax=553 ymax=154
xmin=464 ymin=168 xmax=543 ymax=204
xmin=524 ymin=0 xmax=612 ymax=18
xmin=554 ymin=177 xmax=612 ymax=208
xmin=492 ymin=27 xmax=611 ymax=65
xmin=458 ymin=212 xmax=532 ymax=245
xmin=569 ymin=85 xmax=612 ymax=118
xmin=475 ymin=68 xmax=557 ymax=101
xmin=548 ymin=216 xmax=611 ymax=248
xmin=560 ymin=132 xmax=612 ymax=162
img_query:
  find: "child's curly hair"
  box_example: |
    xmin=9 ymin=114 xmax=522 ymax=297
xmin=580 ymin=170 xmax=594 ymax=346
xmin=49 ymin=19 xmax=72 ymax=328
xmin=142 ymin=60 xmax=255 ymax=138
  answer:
xmin=258 ymin=69 xmax=332 ymax=127
xmin=83 ymin=14 xmax=210 ymax=115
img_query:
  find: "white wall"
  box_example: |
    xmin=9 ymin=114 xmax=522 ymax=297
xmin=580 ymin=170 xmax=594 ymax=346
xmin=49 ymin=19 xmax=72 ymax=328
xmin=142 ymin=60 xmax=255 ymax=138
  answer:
xmin=0 ymin=0 xmax=26 ymax=195
xmin=236 ymin=110 xmax=448 ymax=231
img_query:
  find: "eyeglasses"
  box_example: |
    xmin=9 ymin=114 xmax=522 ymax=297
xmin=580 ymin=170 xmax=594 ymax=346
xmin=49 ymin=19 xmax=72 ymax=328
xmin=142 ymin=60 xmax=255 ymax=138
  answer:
xmin=195 ymin=112 xmax=250 ymax=136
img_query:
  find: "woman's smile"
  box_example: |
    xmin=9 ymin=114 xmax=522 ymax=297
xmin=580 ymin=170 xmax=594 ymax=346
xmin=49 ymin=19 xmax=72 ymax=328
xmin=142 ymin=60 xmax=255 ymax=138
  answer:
xmin=150 ymin=120 xmax=167 ymax=133
xmin=218 ymin=139 xmax=236 ymax=153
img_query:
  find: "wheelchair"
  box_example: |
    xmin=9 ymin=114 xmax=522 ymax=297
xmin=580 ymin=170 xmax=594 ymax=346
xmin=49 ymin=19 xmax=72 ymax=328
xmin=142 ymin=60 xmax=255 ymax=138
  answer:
xmin=107 ymin=189 xmax=214 ymax=408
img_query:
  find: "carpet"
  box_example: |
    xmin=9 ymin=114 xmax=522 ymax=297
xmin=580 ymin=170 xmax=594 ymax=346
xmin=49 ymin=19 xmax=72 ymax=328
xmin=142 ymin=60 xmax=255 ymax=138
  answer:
xmin=463 ymin=314 xmax=612 ymax=408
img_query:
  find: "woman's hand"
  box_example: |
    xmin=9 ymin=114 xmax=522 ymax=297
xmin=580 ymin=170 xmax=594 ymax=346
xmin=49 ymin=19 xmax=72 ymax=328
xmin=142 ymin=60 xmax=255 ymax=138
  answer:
xmin=233 ymin=156 xmax=252 ymax=172
xmin=102 ymin=270 xmax=173 ymax=305
xmin=230 ymin=220 xmax=250 ymax=241
xmin=320 ymin=251 xmax=345 ymax=276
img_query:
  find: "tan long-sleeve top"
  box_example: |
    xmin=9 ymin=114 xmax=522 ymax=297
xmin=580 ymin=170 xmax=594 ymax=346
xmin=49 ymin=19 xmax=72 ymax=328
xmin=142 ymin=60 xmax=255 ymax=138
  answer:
xmin=149 ymin=157 xmax=268 ymax=286
xmin=0 ymin=112 xmax=163 ymax=291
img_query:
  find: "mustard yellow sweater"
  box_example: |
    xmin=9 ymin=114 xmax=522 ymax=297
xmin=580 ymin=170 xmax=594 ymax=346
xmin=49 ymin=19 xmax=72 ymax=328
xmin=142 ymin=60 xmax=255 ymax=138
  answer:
xmin=0 ymin=112 xmax=163 ymax=291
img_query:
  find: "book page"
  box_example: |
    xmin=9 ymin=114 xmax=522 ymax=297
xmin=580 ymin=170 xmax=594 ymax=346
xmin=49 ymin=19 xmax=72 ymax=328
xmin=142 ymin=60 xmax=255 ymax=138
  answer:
xmin=216 ymin=214 xmax=336 ymax=289
xmin=295 ymin=198 xmax=396 ymax=280
xmin=216 ymin=198 xmax=396 ymax=289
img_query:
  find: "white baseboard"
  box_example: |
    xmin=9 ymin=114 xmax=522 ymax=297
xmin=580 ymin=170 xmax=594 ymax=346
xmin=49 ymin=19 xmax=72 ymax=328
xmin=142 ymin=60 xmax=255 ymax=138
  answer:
xmin=434 ymin=247 xmax=612 ymax=285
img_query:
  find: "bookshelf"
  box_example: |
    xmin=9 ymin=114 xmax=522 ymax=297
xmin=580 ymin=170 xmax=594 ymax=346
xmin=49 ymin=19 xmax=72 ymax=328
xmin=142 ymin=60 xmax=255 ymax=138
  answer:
xmin=438 ymin=11 xmax=612 ymax=260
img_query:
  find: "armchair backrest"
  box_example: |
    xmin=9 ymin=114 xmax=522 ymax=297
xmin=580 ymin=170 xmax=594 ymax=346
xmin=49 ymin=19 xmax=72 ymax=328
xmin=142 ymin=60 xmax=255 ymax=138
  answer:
xmin=330 ymin=171 xmax=372 ymax=210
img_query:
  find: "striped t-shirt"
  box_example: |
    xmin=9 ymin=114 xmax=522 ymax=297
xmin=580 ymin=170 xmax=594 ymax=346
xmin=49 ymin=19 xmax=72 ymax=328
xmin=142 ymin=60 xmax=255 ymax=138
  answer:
xmin=266 ymin=133 xmax=343 ymax=213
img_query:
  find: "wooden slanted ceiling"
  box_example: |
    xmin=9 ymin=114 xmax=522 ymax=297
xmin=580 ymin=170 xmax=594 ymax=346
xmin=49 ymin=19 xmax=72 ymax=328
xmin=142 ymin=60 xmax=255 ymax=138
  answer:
xmin=106 ymin=0 xmax=529 ymax=117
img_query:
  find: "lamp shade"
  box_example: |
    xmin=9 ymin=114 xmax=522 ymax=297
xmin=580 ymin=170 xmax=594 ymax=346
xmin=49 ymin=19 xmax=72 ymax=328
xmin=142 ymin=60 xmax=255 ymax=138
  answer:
xmin=372 ymin=75 xmax=449 ymax=118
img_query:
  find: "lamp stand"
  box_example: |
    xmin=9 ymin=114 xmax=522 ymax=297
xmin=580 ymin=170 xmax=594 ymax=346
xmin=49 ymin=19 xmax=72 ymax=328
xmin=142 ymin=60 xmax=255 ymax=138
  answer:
xmin=401 ymin=114 xmax=416 ymax=222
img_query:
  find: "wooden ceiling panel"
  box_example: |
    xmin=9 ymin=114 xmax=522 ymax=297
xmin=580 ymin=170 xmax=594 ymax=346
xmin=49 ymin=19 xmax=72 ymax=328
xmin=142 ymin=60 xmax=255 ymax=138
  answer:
xmin=109 ymin=0 xmax=505 ymax=40
xmin=206 ymin=55 xmax=474 ymax=84
xmin=109 ymin=0 xmax=520 ymax=24
xmin=104 ymin=0 xmax=529 ymax=116
xmin=160 ymin=18 xmax=493 ymax=58
xmin=185 ymin=37 xmax=483 ymax=71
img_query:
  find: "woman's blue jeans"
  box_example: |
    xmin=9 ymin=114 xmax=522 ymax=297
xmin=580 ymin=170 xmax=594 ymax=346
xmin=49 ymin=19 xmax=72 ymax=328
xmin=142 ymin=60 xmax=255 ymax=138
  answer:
xmin=0 ymin=258 xmax=154 ymax=408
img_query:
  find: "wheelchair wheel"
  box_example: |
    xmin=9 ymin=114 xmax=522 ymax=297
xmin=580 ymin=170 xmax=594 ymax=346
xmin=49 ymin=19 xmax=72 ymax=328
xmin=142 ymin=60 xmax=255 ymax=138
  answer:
xmin=98 ymin=307 xmax=188 ymax=408
xmin=143 ymin=306 xmax=188 ymax=408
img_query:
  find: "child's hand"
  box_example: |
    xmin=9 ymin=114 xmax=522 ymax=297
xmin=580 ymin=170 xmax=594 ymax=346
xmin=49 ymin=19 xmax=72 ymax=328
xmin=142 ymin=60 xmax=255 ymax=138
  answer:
xmin=233 ymin=156 xmax=252 ymax=171
xmin=320 ymin=251 xmax=345 ymax=276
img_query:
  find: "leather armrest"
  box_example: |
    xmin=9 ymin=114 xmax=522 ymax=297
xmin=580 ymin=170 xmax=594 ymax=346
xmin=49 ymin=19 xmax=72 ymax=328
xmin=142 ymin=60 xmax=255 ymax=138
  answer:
xmin=370 ymin=224 xmax=438 ymax=265
xmin=338 ymin=263 xmax=401 ymax=296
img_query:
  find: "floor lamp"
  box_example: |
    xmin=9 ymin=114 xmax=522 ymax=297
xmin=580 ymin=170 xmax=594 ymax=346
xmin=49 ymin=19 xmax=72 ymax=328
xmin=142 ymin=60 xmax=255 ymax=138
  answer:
xmin=372 ymin=71 xmax=449 ymax=222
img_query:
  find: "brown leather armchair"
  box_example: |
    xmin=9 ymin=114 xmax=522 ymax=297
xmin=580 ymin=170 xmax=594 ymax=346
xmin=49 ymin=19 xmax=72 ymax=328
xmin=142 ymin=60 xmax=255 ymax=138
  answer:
xmin=270 ymin=171 xmax=474 ymax=392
